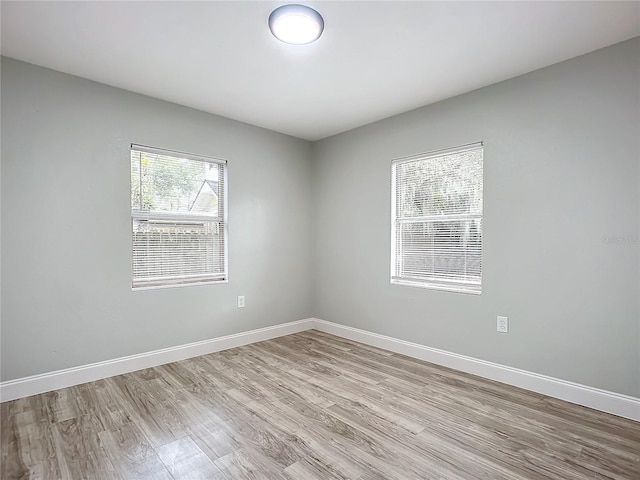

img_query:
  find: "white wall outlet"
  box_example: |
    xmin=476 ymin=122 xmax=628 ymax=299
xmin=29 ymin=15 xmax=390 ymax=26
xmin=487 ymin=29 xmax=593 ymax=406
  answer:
xmin=497 ymin=316 xmax=508 ymax=333
xmin=237 ymin=296 xmax=245 ymax=308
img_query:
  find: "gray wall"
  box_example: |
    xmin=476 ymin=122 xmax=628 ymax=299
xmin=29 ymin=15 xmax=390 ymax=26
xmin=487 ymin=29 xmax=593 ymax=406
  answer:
xmin=1 ymin=58 xmax=313 ymax=381
xmin=312 ymin=38 xmax=640 ymax=397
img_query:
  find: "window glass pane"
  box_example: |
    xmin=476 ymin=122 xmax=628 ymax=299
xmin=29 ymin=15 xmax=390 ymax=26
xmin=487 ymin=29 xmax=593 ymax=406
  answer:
xmin=132 ymin=219 xmax=224 ymax=283
xmin=397 ymin=149 xmax=482 ymax=217
xmin=399 ymin=219 xmax=482 ymax=283
xmin=131 ymin=150 xmax=141 ymax=210
xmin=131 ymin=150 xmax=221 ymax=216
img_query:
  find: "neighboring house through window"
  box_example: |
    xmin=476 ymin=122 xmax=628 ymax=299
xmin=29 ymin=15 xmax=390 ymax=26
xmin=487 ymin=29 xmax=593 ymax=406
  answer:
xmin=130 ymin=145 xmax=228 ymax=289
xmin=391 ymin=143 xmax=483 ymax=294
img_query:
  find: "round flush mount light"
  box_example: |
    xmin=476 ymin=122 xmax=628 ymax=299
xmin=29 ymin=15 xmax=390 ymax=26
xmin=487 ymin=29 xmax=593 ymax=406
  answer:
xmin=269 ymin=4 xmax=324 ymax=45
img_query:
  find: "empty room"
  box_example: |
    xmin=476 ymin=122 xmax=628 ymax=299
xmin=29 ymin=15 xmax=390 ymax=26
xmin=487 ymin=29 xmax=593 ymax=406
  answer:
xmin=1 ymin=1 xmax=639 ymax=479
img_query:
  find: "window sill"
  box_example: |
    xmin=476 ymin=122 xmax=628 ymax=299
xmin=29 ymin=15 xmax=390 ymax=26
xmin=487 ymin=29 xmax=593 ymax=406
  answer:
xmin=391 ymin=278 xmax=481 ymax=295
xmin=132 ymin=278 xmax=228 ymax=291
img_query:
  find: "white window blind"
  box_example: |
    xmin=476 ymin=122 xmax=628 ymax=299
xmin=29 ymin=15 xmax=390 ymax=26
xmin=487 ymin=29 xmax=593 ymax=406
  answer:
xmin=130 ymin=145 xmax=227 ymax=289
xmin=391 ymin=143 xmax=483 ymax=294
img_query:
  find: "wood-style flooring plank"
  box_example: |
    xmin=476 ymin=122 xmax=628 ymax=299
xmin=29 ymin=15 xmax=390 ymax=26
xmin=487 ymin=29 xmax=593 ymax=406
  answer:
xmin=155 ymin=436 xmax=221 ymax=479
xmin=98 ymin=421 xmax=172 ymax=480
xmin=53 ymin=413 xmax=118 ymax=480
xmin=1 ymin=415 xmax=60 ymax=480
xmin=1 ymin=330 xmax=639 ymax=479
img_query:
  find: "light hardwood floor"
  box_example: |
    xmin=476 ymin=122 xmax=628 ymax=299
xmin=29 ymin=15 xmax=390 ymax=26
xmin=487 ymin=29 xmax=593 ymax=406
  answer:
xmin=1 ymin=330 xmax=639 ymax=479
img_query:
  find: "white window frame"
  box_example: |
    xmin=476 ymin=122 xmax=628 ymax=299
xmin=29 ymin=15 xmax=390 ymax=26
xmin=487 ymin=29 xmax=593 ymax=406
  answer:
xmin=130 ymin=144 xmax=228 ymax=290
xmin=391 ymin=142 xmax=483 ymax=294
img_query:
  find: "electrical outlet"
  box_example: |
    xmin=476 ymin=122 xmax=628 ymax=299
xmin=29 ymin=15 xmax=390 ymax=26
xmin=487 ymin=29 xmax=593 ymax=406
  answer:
xmin=237 ymin=296 xmax=245 ymax=308
xmin=497 ymin=316 xmax=508 ymax=333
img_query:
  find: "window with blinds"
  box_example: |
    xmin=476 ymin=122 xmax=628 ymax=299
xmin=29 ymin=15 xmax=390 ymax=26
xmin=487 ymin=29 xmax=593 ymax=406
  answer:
xmin=130 ymin=145 xmax=227 ymax=289
xmin=391 ymin=143 xmax=483 ymax=294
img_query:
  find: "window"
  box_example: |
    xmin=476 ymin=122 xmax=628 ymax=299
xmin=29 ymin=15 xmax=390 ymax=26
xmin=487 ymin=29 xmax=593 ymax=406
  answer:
xmin=391 ymin=143 xmax=483 ymax=294
xmin=130 ymin=145 xmax=227 ymax=289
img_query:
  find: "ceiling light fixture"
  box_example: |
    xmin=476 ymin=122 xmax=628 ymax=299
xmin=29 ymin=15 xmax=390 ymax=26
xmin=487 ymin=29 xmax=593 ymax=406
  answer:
xmin=269 ymin=4 xmax=324 ymax=45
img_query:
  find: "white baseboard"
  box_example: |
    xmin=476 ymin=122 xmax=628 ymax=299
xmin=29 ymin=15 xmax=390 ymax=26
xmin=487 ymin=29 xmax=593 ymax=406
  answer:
xmin=2 ymin=316 xmax=638 ymax=422
xmin=312 ymin=319 xmax=640 ymax=422
xmin=0 ymin=318 xmax=313 ymax=403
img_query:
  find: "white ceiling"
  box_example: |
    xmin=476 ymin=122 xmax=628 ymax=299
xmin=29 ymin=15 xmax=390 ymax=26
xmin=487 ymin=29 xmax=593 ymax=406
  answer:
xmin=2 ymin=1 xmax=639 ymax=141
